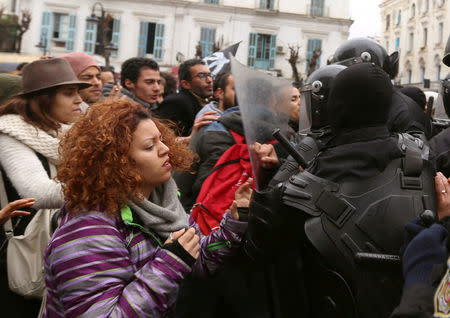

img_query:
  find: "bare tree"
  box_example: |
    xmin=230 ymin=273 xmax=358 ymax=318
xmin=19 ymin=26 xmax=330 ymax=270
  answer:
xmin=0 ymin=6 xmax=31 ymax=53
xmin=195 ymin=41 xmax=202 ymax=59
xmin=14 ymin=10 xmax=31 ymax=53
xmin=288 ymin=44 xmax=302 ymax=84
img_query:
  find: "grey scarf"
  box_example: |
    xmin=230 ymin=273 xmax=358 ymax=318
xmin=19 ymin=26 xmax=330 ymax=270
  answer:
xmin=128 ymin=178 xmax=189 ymax=239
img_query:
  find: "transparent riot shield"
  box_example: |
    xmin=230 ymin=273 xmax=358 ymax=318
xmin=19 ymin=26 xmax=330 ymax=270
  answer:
xmin=231 ymin=57 xmax=293 ymax=190
xmin=432 ymin=80 xmax=450 ymax=134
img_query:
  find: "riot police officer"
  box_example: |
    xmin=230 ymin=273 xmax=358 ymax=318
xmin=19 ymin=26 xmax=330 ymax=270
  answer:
xmin=246 ymin=62 xmax=437 ymax=318
xmin=332 ymin=37 xmax=432 ymax=138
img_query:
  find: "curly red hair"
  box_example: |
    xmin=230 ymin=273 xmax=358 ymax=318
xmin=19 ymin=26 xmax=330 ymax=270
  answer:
xmin=57 ymin=99 xmax=194 ymax=215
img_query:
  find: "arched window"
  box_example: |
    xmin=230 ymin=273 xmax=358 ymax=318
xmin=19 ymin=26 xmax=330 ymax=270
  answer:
xmin=411 ymin=3 xmax=416 ymax=18
xmin=397 ymin=10 xmax=402 ymax=25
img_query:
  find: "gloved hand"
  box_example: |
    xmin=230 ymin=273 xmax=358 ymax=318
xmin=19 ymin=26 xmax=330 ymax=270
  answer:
xmin=402 ymin=219 xmax=448 ymax=289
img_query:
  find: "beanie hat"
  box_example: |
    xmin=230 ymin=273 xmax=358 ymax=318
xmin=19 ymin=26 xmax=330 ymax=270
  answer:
xmin=328 ymin=62 xmax=393 ymax=132
xmin=58 ymin=52 xmax=100 ymax=76
xmin=0 ymin=73 xmax=22 ymax=105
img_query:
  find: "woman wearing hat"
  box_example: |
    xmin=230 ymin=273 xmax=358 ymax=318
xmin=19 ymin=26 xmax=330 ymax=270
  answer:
xmin=0 ymin=58 xmax=90 ymax=316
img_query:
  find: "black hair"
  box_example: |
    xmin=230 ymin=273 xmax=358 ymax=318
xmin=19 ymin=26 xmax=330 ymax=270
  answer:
xmin=178 ymin=58 xmax=205 ymax=82
xmin=16 ymin=62 xmax=28 ymax=71
xmin=120 ymin=58 xmax=159 ymax=87
xmin=213 ymin=72 xmax=231 ymax=92
xmin=101 ymin=65 xmax=115 ymax=78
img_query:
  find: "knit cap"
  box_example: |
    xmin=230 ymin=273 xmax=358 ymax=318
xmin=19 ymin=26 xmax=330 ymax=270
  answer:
xmin=58 ymin=52 xmax=100 ymax=76
xmin=0 ymin=73 xmax=22 ymax=105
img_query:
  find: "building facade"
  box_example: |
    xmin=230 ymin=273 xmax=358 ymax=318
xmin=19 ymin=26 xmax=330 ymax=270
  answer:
xmin=16 ymin=0 xmax=352 ymax=78
xmin=380 ymin=0 xmax=449 ymax=89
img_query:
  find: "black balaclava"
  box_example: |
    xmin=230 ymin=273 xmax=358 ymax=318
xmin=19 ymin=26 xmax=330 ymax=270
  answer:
xmin=328 ymin=62 xmax=393 ymax=133
xmin=399 ymin=86 xmax=426 ymax=110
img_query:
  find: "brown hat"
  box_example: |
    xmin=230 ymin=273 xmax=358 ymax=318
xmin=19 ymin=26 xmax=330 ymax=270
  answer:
xmin=18 ymin=58 xmax=91 ymax=96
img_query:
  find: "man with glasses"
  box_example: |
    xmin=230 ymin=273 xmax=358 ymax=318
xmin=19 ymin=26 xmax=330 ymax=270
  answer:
xmin=155 ymin=59 xmax=214 ymax=137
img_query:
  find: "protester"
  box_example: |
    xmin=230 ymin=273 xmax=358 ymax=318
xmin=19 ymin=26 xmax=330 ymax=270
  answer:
xmin=288 ymin=85 xmax=300 ymax=131
xmin=156 ymin=75 xmax=166 ymax=104
xmin=155 ymin=58 xmax=214 ymax=136
xmin=59 ymin=52 xmax=103 ymax=108
xmin=100 ymin=65 xmax=116 ymax=85
xmin=0 ymin=198 xmax=34 ymax=225
xmin=0 ymin=58 xmax=90 ymax=316
xmin=160 ymin=71 xmax=177 ymax=97
xmin=399 ymin=86 xmax=427 ymax=111
xmin=116 ymin=57 xmax=161 ymax=110
xmin=43 ymin=99 xmax=250 ymax=317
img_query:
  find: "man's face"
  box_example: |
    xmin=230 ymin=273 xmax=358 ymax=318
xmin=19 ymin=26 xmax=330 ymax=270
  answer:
xmin=289 ymin=87 xmax=301 ymax=122
xmin=126 ymin=67 xmax=161 ymax=104
xmin=78 ymin=66 xmax=103 ymax=104
xmin=223 ymin=75 xmax=236 ymax=110
xmin=185 ymin=64 xmax=213 ymax=98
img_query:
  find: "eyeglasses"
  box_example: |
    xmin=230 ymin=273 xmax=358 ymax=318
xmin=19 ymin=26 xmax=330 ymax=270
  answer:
xmin=193 ymin=72 xmax=212 ymax=80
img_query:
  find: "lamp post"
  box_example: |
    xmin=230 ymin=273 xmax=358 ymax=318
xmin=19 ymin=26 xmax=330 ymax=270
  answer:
xmin=86 ymin=2 xmax=117 ymax=66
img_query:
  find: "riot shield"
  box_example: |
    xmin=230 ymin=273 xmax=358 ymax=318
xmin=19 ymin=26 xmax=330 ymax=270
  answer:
xmin=432 ymin=78 xmax=450 ymax=134
xmin=231 ymin=57 xmax=293 ymax=190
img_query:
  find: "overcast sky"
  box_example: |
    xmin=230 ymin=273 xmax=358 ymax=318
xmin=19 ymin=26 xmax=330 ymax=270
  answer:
xmin=349 ymin=0 xmax=382 ymax=39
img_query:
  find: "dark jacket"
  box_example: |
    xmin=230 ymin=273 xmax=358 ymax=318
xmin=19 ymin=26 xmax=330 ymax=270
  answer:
xmin=154 ymin=89 xmax=203 ymax=136
xmin=388 ymin=90 xmax=432 ymax=139
xmin=430 ymin=127 xmax=450 ymax=176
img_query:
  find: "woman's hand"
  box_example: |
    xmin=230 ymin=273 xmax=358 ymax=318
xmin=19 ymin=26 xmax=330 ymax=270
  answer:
xmin=176 ymin=111 xmax=220 ymax=144
xmin=0 ymin=198 xmax=34 ymax=225
xmin=108 ymin=84 xmax=123 ymax=99
xmin=435 ymin=172 xmax=450 ymax=220
xmin=230 ymin=177 xmax=253 ymax=220
xmin=165 ymin=228 xmax=200 ymax=259
xmin=252 ymin=142 xmax=279 ymax=170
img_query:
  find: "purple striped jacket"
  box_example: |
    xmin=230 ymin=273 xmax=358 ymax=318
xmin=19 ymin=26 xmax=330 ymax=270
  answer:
xmin=43 ymin=209 xmax=247 ymax=317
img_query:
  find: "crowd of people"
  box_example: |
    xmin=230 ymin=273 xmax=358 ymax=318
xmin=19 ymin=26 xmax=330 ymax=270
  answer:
xmin=0 ymin=35 xmax=450 ymax=318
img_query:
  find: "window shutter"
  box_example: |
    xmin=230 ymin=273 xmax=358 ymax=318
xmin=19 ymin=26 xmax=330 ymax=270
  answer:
xmin=306 ymin=39 xmax=322 ymax=74
xmin=65 ymin=14 xmax=77 ymax=52
xmin=84 ymin=22 xmax=97 ymax=54
xmin=153 ymin=23 xmax=165 ymax=60
xmin=269 ymin=34 xmax=277 ymax=69
xmin=200 ymin=27 xmax=216 ymax=58
xmin=40 ymin=11 xmax=53 ymax=50
xmin=138 ymin=22 xmax=148 ymax=58
xmin=111 ymin=19 xmax=121 ymax=57
xmin=248 ymin=33 xmax=257 ymax=67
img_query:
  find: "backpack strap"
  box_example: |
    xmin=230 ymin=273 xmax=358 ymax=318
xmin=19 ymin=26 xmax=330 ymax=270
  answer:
xmin=228 ymin=129 xmax=245 ymax=144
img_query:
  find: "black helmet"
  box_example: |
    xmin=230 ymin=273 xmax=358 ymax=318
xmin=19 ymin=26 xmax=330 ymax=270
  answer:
xmin=443 ymin=35 xmax=450 ymax=67
xmin=301 ymin=64 xmax=347 ymax=131
xmin=442 ymin=73 xmax=450 ymax=117
xmin=331 ymin=37 xmax=399 ymax=79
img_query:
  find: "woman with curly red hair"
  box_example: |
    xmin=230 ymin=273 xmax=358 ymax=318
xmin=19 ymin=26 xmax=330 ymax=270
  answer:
xmin=43 ymin=99 xmax=251 ymax=317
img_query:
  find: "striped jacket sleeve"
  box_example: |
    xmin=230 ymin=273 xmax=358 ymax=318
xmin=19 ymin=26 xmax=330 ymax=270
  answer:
xmin=190 ymin=211 xmax=248 ymax=276
xmin=44 ymin=213 xmax=191 ymax=318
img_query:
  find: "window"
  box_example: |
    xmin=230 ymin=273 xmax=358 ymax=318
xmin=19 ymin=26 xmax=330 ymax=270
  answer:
xmin=386 ymin=14 xmax=390 ymax=30
xmin=437 ymin=65 xmax=441 ymax=80
xmin=248 ymin=33 xmax=277 ymax=70
xmin=84 ymin=18 xmax=120 ymax=56
xmin=438 ymin=22 xmax=444 ymax=44
xmin=421 ymin=66 xmax=425 ymax=82
xmin=138 ymin=22 xmax=165 ymax=60
xmin=260 ymin=0 xmax=274 ymax=9
xmin=306 ymin=38 xmax=322 ymax=74
xmin=425 ymin=0 xmax=429 ymax=12
xmin=386 ymin=40 xmax=389 ymax=53
xmin=311 ymin=0 xmax=325 ymax=16
xmin=204 ymin=0 xmax=219 ymax=3
xmin=423 ymin=28 xmax=428 ymax=47
xmin=40 ymin=11 xmax=77 ymax=52
xmin=411 ymin=3 xmax=416 ymax=18
xmin=397 ymin=10 xmax=402 ymax=25
xmin=395 ymin=37 xmax=400 ymax=51
xmin=407 ymin=69 xmax=412 ymax=83
xmin=408 ymin=32 xmax=414 ymax=51
xmin=200 ymin=27 xmax=216 ymax=58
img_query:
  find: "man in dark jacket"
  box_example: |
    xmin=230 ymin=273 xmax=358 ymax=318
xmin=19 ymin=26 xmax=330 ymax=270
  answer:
xmin=154 ymin=59 xmax=213 ymax=136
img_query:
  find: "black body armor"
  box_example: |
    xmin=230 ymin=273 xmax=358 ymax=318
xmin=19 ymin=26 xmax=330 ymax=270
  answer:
xmin=280 ymin=133 xmax=436 ymax=317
